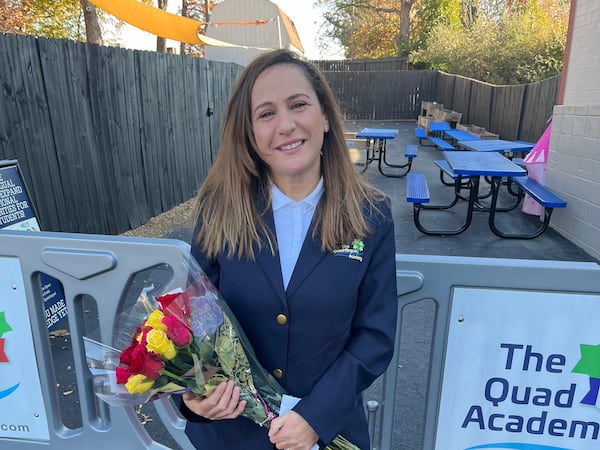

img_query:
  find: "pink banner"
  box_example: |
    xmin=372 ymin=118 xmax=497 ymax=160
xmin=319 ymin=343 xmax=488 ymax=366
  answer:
xmin=522 ymin=123 xmax=552 ymax=216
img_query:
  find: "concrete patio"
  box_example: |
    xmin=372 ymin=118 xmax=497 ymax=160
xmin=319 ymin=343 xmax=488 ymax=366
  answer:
xmin=342 ymin=120 xmax=596 ymax=264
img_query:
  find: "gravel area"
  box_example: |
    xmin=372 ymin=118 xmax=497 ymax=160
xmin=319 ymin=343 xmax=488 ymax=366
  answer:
xmin=121 ymin=198 xmax=195 ymax=239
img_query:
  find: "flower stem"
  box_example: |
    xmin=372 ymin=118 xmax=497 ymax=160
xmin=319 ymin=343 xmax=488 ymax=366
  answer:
xmin=255 ymin=392 xmax=277 ymax=427
xmin=160 ymin=368 xmax=183 ymax=381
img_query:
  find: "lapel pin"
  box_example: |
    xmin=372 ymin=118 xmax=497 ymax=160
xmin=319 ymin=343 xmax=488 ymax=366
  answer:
xmin=333 ymin=239 xmax=364 ymax=262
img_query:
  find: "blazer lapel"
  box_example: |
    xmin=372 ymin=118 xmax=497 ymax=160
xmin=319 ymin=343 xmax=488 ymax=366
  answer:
xmin=254 ymin=207 xmax=287 ymax=304
xmin=253 ymin=198 xmax=326 ymax=301
xmin=285 ymin=227 xmax=326 ymax=298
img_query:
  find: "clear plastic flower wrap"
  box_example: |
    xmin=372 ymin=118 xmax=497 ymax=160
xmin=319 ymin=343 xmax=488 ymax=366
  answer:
xmin=83 ymin=254 xmax=358 ymax=450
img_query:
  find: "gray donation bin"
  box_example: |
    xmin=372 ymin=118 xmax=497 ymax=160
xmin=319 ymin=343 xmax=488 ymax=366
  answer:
xmin=1 ymin=229 xmax=600 ymax=449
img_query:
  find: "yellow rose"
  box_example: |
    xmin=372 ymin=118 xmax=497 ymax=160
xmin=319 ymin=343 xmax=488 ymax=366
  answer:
xmin=125 ymin=374 xmax=154 ymax=394
xmin=146 ymin=328 xmax=176 ymax=360
xmin=145 ymin=310 xmax=167 ymax=331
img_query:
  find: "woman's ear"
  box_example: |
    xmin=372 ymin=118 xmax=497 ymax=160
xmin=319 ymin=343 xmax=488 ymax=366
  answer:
xmin=323 ymin=115 xmax=329 ymax=133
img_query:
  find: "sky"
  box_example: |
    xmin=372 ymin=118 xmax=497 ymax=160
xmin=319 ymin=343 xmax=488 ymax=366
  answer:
xmin=270 ymin=0 xmax=342 ymax=59
xmin=118 ymin=0 xmax=343 ymax=60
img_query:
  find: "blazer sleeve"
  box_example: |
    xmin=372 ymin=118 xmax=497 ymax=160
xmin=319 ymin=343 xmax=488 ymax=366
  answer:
xmin=190 ymin=221 xmax=221 ymax=288
xmin=293 ymin=199 xmax=398 ymax=445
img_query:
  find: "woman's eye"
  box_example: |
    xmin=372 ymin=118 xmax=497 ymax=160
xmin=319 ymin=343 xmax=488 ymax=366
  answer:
xmin=258 ymin=111 xmax=274 ymax=119
xmin=291 ymin=102 xmax=307 ymax=110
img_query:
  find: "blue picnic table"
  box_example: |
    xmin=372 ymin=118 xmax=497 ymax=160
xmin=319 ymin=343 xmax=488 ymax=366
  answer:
xmin=442 ymin=129 xmax=480 ymax=148
xmin=354 ymin=128 xmax=416 ymax=178
xmin=409 ymin=152 xmax=530 ymax=237
xmin=457 ymin=139 xmax=534 ymax=154
xmin=427 ymin=121 xmax=451 ymax=137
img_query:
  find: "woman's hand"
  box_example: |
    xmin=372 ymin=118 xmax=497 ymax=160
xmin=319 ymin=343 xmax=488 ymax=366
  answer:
xmin=182 ymin=380 xmax=246 ymax=420
xmin=268 ymin=410 xmax=319 ymax=450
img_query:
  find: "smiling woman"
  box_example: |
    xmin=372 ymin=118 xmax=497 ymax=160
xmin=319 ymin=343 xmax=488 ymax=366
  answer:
xmin=250 ymin=64 xmax=329 ymax=200
xmin=180 ymin=48 xmax=398 ymax=450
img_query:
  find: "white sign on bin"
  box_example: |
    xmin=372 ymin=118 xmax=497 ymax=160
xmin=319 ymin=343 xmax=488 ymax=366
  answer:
xmin=0 ymin=256 xmax=49 ymax=441
xmin=436 ymin=287 xmax=600 ymax=450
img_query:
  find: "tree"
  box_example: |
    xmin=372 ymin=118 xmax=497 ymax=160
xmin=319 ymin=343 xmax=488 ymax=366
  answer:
xmin=1 ymin=0 xmax=111 ymax=44
xmin=19 ymin=0 xmax=87 ymax=41
xmin=0 ymin=0 xmax=29 ymax=34
xmin=317 ymin=0 xmax=418 ymax=58
xmin=406 ymin=0 xmax=461 ymax=54
xmin=80 ymin=0 xmax=103 ymax=45
xmin=157 ymin=0 xmax=168 ymax=52
xmin=409 ymin=0 xmax=570 ymax=84
xmin=179 ymin=0 xmax=219 ymax=56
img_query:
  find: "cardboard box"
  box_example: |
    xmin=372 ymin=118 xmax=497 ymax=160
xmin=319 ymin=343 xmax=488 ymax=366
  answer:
xmin=421 ymin=101 xmax=443 ymax=117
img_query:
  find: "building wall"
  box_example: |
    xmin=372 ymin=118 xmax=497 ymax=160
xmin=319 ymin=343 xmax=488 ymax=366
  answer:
xmin=561 ymin=0 xmax=600 ymax=105
xmin=548 ymin=0 xmax=600 ymax=261
xmin=204 ymin=0 xmax=301 ymax=65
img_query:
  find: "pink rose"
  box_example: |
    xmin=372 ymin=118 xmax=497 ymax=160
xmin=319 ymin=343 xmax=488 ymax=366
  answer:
xmin=162 ymin=315 xmax=192 ymax=347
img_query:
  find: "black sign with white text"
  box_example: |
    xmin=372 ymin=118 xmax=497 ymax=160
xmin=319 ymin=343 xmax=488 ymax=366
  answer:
xmin=0 ymin=160 xmax=67 ymax=331
xmin=0 ymin=162 xmax=39 ymax=230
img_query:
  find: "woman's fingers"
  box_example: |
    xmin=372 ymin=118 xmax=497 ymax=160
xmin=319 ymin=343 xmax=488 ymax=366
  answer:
xmin=209 ymin=380 xmax=244 ymax=419
xmin=182 ymin=380 xmax=246 ymax=420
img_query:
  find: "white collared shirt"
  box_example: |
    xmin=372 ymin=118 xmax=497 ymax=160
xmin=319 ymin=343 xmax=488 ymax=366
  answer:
xmin=272 ymin=178 xmax=324 ymax=289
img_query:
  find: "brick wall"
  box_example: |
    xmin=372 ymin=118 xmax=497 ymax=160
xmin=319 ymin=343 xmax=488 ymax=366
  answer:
xmin=562 ymin=0 xmax=600 ymax=105
xmin=546 ymin=0 xmax=600 ymax=262
xmin=548 ymin=107 xmax=600 ymax=261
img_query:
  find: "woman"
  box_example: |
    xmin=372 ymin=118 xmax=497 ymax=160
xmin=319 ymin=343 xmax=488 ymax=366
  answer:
xmin=181 ymin=49 xmax=397 ymax=450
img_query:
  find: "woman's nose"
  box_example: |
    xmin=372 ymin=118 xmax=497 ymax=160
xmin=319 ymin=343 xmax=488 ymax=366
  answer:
xmin=277 ymin=111 xmax=296 ymax=134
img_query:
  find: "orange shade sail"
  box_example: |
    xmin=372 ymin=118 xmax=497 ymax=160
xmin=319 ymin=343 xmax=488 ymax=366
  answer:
xmin=88 ymin=0 xmax=262 ymax=46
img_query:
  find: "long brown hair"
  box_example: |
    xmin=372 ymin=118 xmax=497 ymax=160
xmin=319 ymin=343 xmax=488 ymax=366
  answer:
xmin=193 ymin=49 xmax=386 ymax=260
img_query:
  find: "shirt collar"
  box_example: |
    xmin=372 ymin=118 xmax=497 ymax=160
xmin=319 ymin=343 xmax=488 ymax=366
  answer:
xmin=271 ymin=177 xmax=324 ymax=212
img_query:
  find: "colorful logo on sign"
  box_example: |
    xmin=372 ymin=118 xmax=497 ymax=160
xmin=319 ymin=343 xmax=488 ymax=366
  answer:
xmin=573 ymin=343 xmax=600 ymax=407
xmin=0 ymin=310 xmax=20 ymax=399
xmin=457 ymin=342 xmax=600 ymax=450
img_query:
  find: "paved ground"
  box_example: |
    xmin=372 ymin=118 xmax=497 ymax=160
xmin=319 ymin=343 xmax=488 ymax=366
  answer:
xmin=343 ymin=120 xmax=596 ymax=264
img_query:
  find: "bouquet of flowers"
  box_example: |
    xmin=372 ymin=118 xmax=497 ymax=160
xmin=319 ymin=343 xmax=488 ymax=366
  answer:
xmin=84 ymin=255 xmax=358 ymax=450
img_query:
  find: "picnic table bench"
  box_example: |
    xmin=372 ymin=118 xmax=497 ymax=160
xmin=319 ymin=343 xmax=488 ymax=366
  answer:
xmin=406 ymin=152 xmax=566 ymax=239
xmin=428 ymin=137 xmax=456 ymax=151
xmin=414 ymin=125 xmax=463 ymax=151
xmin=407 ymin=172 xmax=430 ymax=204
xmin=488 ymin=175 xmax=568 ymax=239
xmin=352 ymin=128 xmax=418 ymax=178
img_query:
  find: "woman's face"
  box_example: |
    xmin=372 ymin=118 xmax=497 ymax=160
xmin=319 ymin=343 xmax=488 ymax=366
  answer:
xmin=250 ymin=64 xmax=329 ymax=196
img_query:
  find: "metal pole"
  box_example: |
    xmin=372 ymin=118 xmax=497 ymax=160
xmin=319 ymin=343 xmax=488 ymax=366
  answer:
xmin=366 ymin=400 xmax=380 ymax=450
xmin=276 ymin=15 xmax=282 ymax=49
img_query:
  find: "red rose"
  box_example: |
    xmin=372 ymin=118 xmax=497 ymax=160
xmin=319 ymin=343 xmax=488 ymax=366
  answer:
xmin=162 ymin=315 xmax=192 ymax=347
xmin=156 ymin=293 xmax=180 ymax=311
xmin=129 ymin=343 xmax=164 ymax=380
xmin=137 ymin=327 xmax=150 ymax=345
xmin=156 ymin=292 xmax=191 ymax=320
xmin=116 ymin=366 xmax=132 ymax=384
xmin=120 ymin=345 xmax=136 ymax=366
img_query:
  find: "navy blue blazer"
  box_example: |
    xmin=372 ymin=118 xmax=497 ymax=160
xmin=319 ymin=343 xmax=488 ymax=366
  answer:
xmin=184 ymin=198 xmax=397 ymax=450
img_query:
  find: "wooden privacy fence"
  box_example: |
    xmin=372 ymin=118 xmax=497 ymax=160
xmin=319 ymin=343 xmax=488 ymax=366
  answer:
xmin=322 ymin=70 xmax=438 ymax=121
xmin=313 ymin=56 xmax=411 ymax=72
xmin=319 ymin=66 xmax=559 ymax=143
xmin=0 ymin=33 xmax=559 ymax=235
xmin=435 ymin=72 xmax=560 ymax=143
xmin=0 ymin=33 xmax=242 ymax=235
